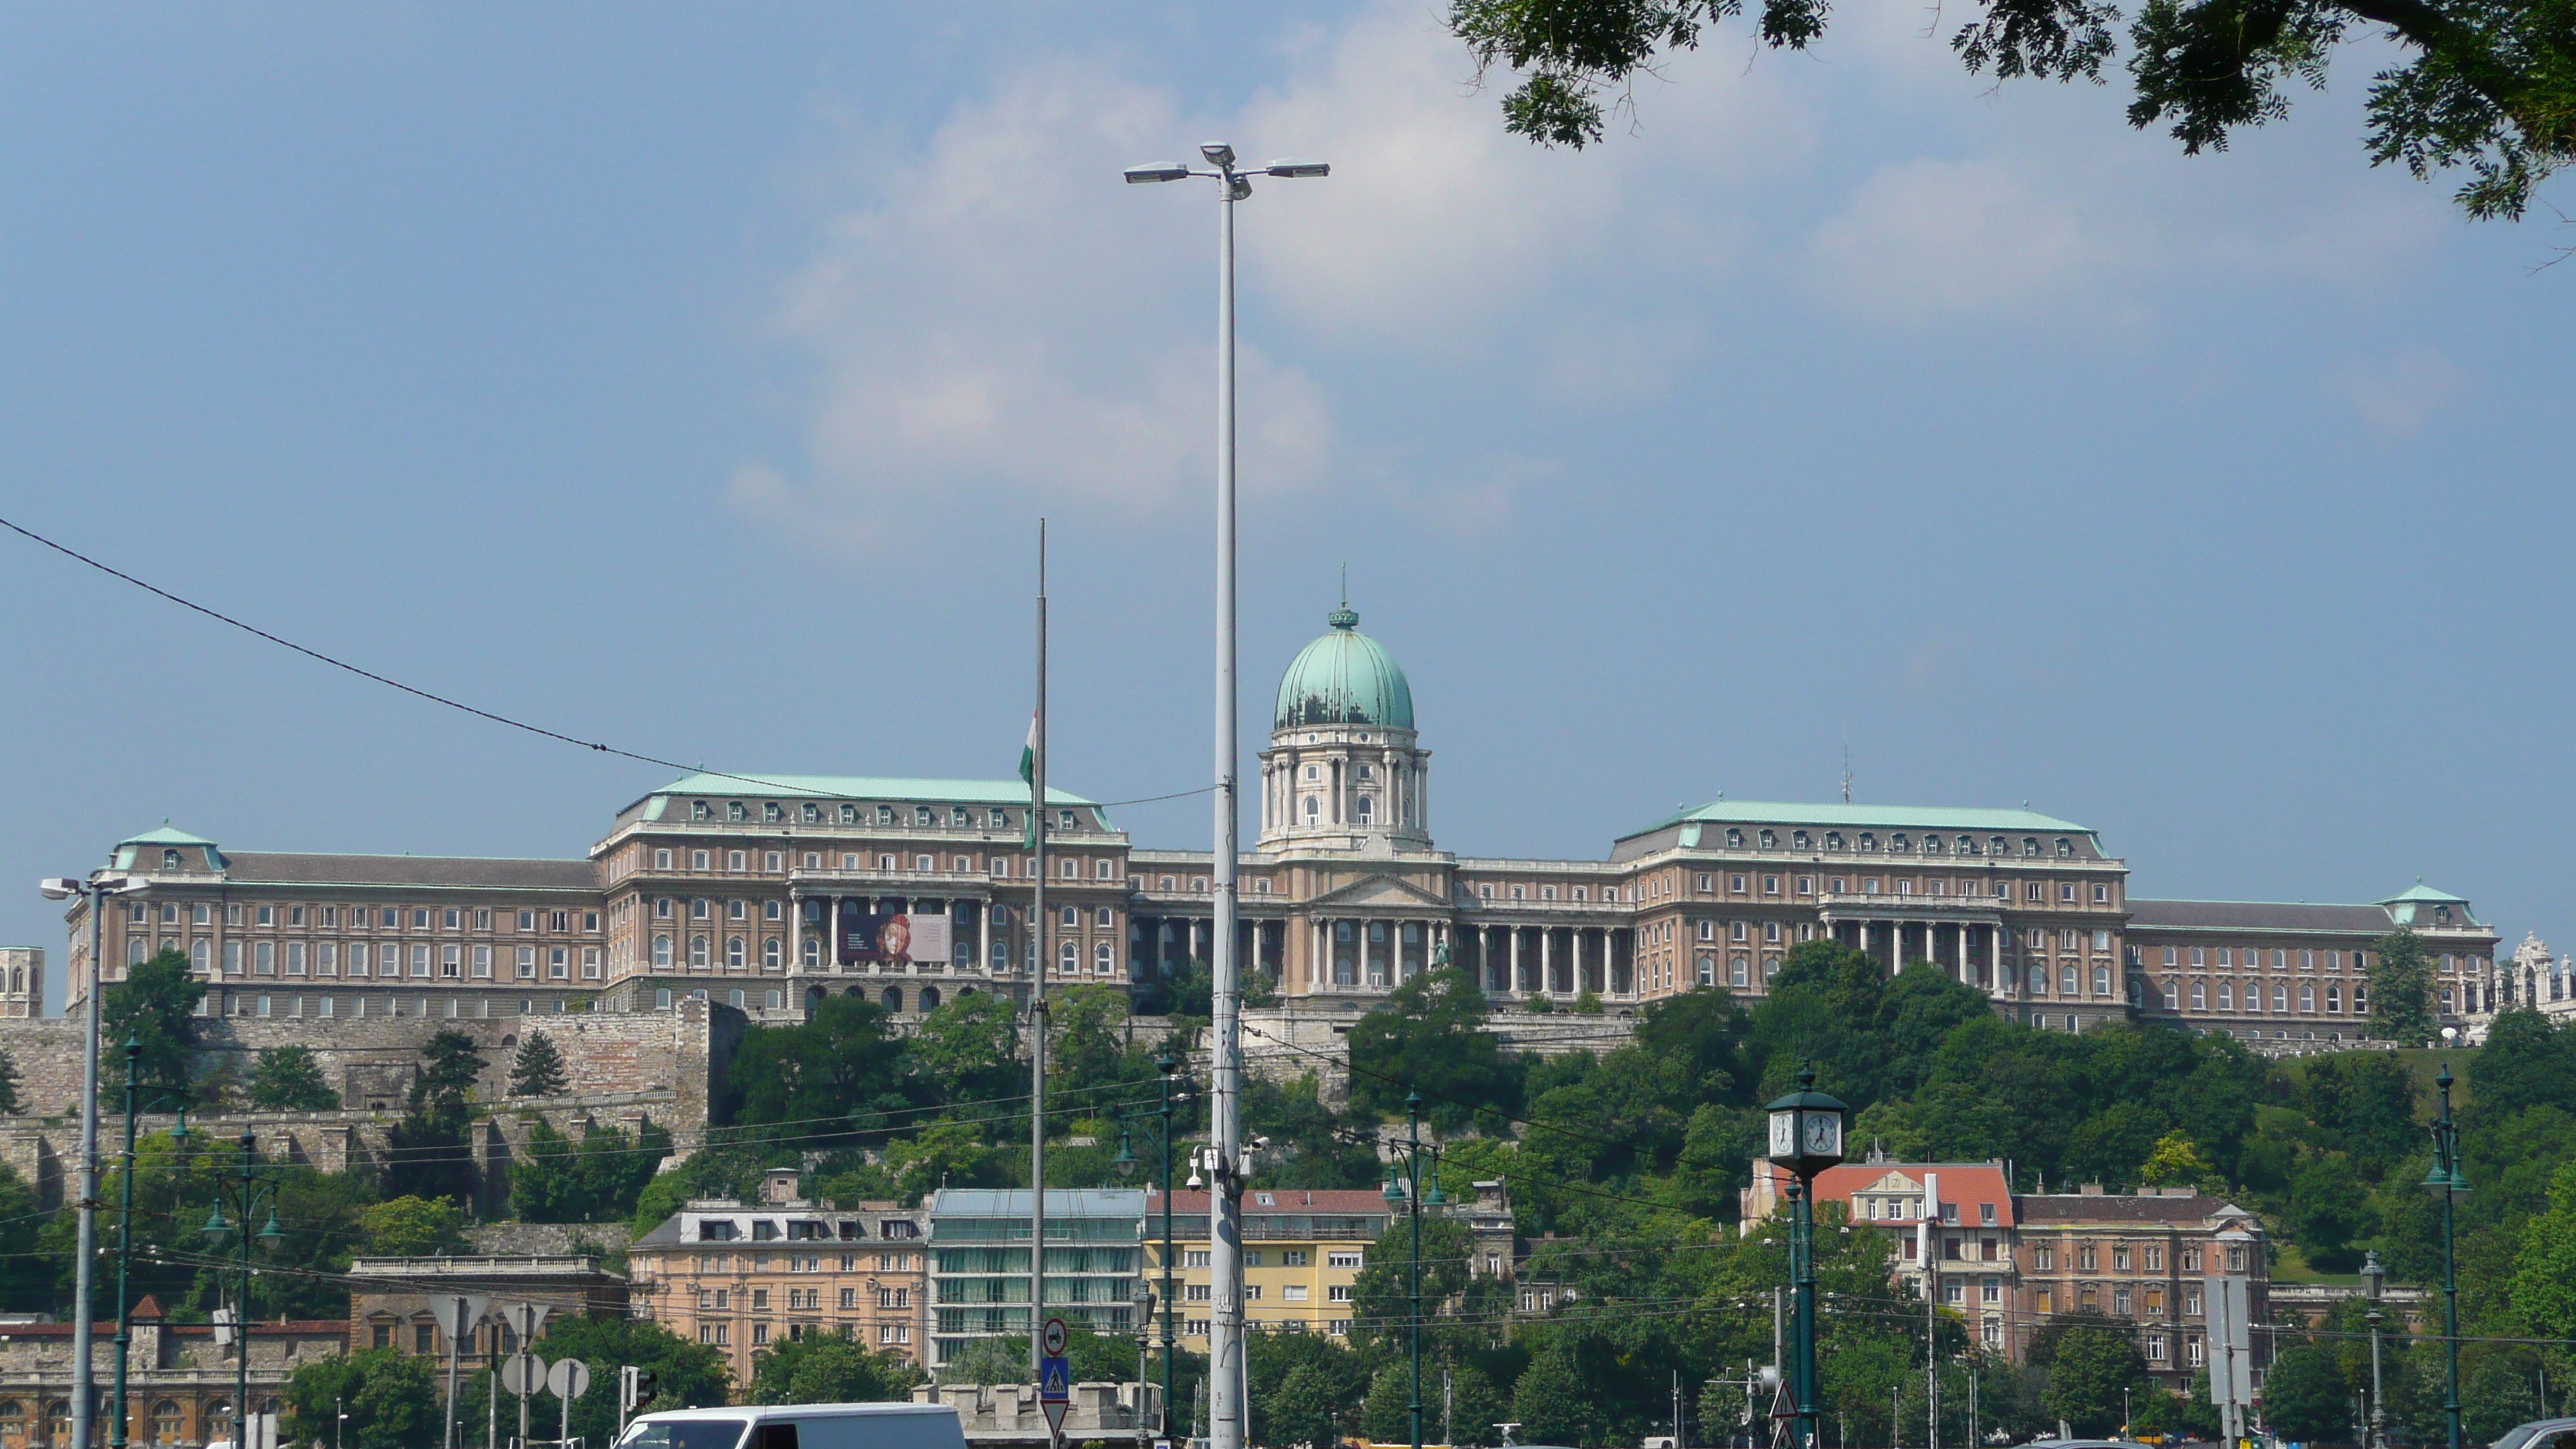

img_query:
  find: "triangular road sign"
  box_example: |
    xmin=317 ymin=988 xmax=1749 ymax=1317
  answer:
xmin=1042 ymin=1397 xmax=1070 ymax=1443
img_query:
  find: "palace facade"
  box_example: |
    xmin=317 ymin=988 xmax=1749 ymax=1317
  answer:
xmin=38 ymin=601 xmax=2501 ymax=1050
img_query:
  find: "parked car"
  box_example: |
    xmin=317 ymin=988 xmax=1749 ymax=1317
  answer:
xmin=617 ymin=1404 xmax=964 ymax=1449
xmin=2492 ymin=1417 xmax=2576 ymax=1449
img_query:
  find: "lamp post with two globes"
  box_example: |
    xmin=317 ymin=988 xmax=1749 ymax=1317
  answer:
xmin=37 ymin=870 xmax=135 ymax=1449
xmin=200 ymin=1132 xmax=285 ymax=1449
xmin=1120 ymin=141 xmax=1327 ymax=1449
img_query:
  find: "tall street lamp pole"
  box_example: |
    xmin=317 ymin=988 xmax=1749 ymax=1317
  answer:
xmin=201 ymin=1132 xmax=283 ymax=1449
xmin=2362 ymin=1249 xmax=2388 ymax=1449
xmin=1382 ymin=1092 xmax=1444 ymax=1449
xmin=2425 ymin=1061 xmax=2468 ymax=1449
xmin=111 ymin=1040 xmax=190 ymax=1449
xmin=1123 ymin=142 xmax=1327 ymax=1449
xmin=1766 ymin=1067 xmax=1848 ymax=1449
xmin=39 ymin=871 xmax=133 ymax=1449
xmin=1115 ymin=1051 xmax=1186 ymax=1444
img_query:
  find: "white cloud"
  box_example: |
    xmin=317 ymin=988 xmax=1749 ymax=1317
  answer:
xmin=1803 ymin=156 xmax=2116 ymax=324
xmin=2335 ymin=349 xmax=2470 ymax=439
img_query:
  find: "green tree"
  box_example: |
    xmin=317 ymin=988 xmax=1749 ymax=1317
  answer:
xmin=748 ymin=1333 xmax=925 ymax=1403
xmin=0 ymin=1047 xmax=22 ymax=1115
xmin=415 ymin=1029 xmax=486 ymax=1107
xmin=519 ymin=1316 xmax=730 ymax=1446
xmin=2287 ymin=1154 xmax=2374 ymax=1270
xmin=2040 ymin=1326 xmax=2147 ymax=1437
xmin=509 ymin=1031 xmax=570 ymax=1097
xmin=1444 ymin=1360 xmax=1511 ymax=1447
xmin=2138 ymin=1130 xmax=2223 ymax=1190
xmin=246 ymin=1046 xmax=340 ymax=1112
xmin=906 ymin=993 xmax=1021 ymax=1105
xmin=359 ymin=1194 xmax=470 ymax=1256
xmin=2298 ymin=1050 xmax=2424 ymax=1177
xmin=1347 ymin=968 xmax=1523 ymax=1135
xmin=103 ymin=947 xmax=203 ymax=1095
xmin=1512 ymin=1340 xmax=1596 ymax=1445
xmin=2262 ymin=1342 xmax=2354 ymax=1442
xmin=727 ymin=995 xmax=909 ymax=1134
xmin=2509 ymin=1156 xmax=2576 ymax=1345
xmin=387 ymin=1029 xmax=485 ymax=1204
xmin=1245 ymin=1073 xmax=1381 ymax=1191
xmin=1362 ymin=1361 xmax=1417 ymax=1444
xmin=2471 ymin=1009 xmax=2576 ymax=1117
xmin=2368 ymin=929 xmax=2438 ymax=1043
xmin=511 ymin=1118 xmax=673 ymax=1223
xmin=932 ymin=1336 xmax=1025 ymax=1386
xmin=281 ymin=1348 xmax=441 ymax=1449
xmin=1269 ymin=1364 xmax=1349 ymax=1449
xmin=1445 ymin=0 xmax=2576 ymax=220
xmin=1351 ymin=1214 xmax=1475 ymax=1359
xmin=0 ymin=1161 xmax=52 ymax=1310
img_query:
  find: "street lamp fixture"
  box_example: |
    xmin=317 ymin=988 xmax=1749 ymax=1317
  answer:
xmin=2426 ymin=1064 xmax=2469 ymax=1449
xmin=111 ymin=1037 xmax=194 ymax=1449
xmin=2362 ymin=1249 xmax=2388 ymax=1449
xmin=38 ymin=871 xmax=133 ymax=1449
xmin=1766 ymin=1065 xmax=1848 ymax=1449
xmin=1122 ymin=136 xmax=1327 ymax=1449
xmin=201 ymin=1133 xmax=285 ymax=1449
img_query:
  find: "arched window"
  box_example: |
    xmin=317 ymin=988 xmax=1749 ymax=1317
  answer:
xmin=1094 ymin=941 xmax=1115 ymax=974
xmin=761 ymin=937 xmax=782 ymax=968
xmin=882 ymin=988 xmax=903 ymax=1012
xmin=2184 ymin=981 xmax=2200 ymax=1010
xmin=0 ymin=1401 xmax=22 ymax=1440
xmin=1058 ymin=941 xmax=1078 ymax=973
xmin=2273 ymin=984 xmax=2289 ymax=1012
xmin=2028 ymin=966 xmax=2048 ymax=995
xmin=149 ymin=1402 xmax=182 ymax=1443
xmin=920 ymin=987 xmax=940 ymax=1011
xmin=2299 ymin=984 xmax=2316 ymax=1012
xmin=800 ymin=937 xmax=820 ymax=967
xmin=1356 ymin=795 xmax=1373 ymax=823
xmin=2325 ymin=985 xmax=2341 ymax=1012
xmin=653 ymin=935 xmax=673 ymax=968
xmin=688 ymin=935 xmax=710 ymax=968
xmin=190 ymin=940 xmax=211 ymax=974
xmin=2218 ymin=982 xmax=2234 ymax=1011
xmin=726 ymin=937 xmax=746 ymax=968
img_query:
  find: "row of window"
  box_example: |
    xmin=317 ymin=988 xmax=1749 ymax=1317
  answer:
xmin=139 ymin=937 xmax=602 ymax=980
xmin=647 ymin=845 xmax=1121 ymax=881
xmin=132 ymin=901 xmax=597 ymax=933
xmin=696 ymin=1320 xmax=911 ymax=1348
xmin=1712 ymin=827 xmax=2083 ymax=859
xmin=221 ymin=994 xmax=578 ymax=1019
xmin=695 ymin=1286 xmax=913 ymax=1312
xmin=2164 ymin=979 xmax=2364 ymax=1015
xmin=683 ymin=798 xmax=1087 ymax=832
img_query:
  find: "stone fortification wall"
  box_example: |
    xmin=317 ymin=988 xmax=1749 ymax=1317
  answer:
xmin=0 ymin=996 xmax=734 ymax=1133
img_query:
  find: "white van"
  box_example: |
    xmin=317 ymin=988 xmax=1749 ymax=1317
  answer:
xmin=616 ymin=1404 xmax=964 ymax=1449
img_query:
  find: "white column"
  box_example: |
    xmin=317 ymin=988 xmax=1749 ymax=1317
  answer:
xmin=1478 ymin=925 xmax=1492 ymax=992
xmin=1991 ymin=926 xmax=2005 ymax=998
xmin=1572 ymin=929 xmax=1587 ymax=995
xmin=787 ymin=889 xmax=802 ymax=980
xmin=1541 ymin=927 xmax=1555 ymax=995
xmin=1509 ymin=928 xmax=1523 ymax=994
xmin=978 ymin=899 xmax=992 ymax=978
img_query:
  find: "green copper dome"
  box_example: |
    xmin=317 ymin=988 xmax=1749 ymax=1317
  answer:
xmin=1274 ymin=605 xmax=1414 ymax=731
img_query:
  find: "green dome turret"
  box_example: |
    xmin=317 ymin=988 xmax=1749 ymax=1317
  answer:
xmin=1274 ymin=604 xmax=1414 ymax=731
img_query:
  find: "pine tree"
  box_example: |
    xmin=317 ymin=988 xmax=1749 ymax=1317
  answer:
xmin=2366 ymin=927 xmax=2438 ymax=1044
xmin=0 ymin=1047 xmax=21 ymax=1115
xmin=509 ymin=1030 xmax=570 ymax=1098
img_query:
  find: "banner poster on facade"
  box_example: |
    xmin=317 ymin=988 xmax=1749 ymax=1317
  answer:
xmin=838 ymin=910 xmax=951 ymax=965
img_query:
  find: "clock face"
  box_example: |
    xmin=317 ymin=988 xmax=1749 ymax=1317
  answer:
xmin=1805 ymin=1113 xmax=1839 ymax=1155
xmin=1769 ymin=1112 xmax=1796 ymax=1158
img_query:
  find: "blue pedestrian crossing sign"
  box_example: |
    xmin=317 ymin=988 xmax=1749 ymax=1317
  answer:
xmin=1039 ymin=1355 xmax=1071 ymax=1400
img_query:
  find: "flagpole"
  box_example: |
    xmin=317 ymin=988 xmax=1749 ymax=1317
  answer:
xmin=1029 ymin=518 xmax=1049 ymax=1379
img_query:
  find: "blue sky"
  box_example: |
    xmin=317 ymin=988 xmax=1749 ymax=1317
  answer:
xmin=3 ymin=2 xmax=2569 ymax=1008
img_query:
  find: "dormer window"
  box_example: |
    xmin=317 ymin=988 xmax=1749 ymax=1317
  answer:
xmin=2055 ymin=838 xmax=2073 ymax=858
xmin=1825 ymin=832 xmax=1844 ymax=851
xmin=1924 ymin=836 xmax=1944 ymax=855
xmin=162 ymin=848 xmax=181 ymax=871
xmin=1725 ymin=828 xmax=1744 ymax=848
xmin=1959 ymin=835 xmax=1975 ymax=855
xmin=1793 ymin=831 xmax=1810 ymax=849
xmin=2436 ymin=906 xmax=2451 ymax=924
xmin=1858 ymin=833 xmax=1877 ymax=852
xmin=764 ymin=803 xmax=784 ymax=824
xmin=692 ymin=801 xmax=713 ymax=820
xmin=952 ymin=807 xmax=971 ymax=827
xmin=1759 ymin=830 xmax=1776 ymax=849
xmin=1990 ymin=836 xmax=2007 ymax=855
xmin=1060 ymin=810 xmax=1077 ymax=830
xmin=2022 ymin=838 xmax=2039 ymax=857
xmin=802 ymin=803 xmax=822 ymax=824
xmin=913 ymin=807 xmax=933 ymax=827
xmin=875 ymin=806 xmax=896 ymax=825
xmin=728 ymin=802 xmax=748 ymax=823
xmin=1891 ymin=834 xmax=1910 ymax=853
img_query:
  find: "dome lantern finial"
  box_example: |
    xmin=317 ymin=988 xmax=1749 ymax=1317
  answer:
xmin=1330 ymin=566 xmax=1357 ymax=629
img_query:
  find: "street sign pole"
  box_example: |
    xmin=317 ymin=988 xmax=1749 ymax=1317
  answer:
xmin=1040 ymin=1317 xmax=1073 ymax=1449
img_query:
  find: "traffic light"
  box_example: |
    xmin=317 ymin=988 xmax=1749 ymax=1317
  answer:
xmin=619 ymin=1365 xmax=659 ymax=1415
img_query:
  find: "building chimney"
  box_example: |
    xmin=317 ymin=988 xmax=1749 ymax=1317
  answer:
xmin=2079 ymin=1182 xmax=2105 ymax=1196
xmin=764 ymin=1167 xmax=801 ymax=1204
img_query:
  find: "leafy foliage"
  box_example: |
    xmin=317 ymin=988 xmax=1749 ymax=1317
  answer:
xmin=747 ymin=1332 xmax=927 ymax=1403
xmin=1347 ymin=968 xmax=1524 ymax=1135
xmin=1447 ymin=0 xmax=2576 ymax=218
xmin=0 ymin=1048 xmax=21 ymax=1115
xmin=246 ymin=1046 xmax=340 ymax=1112
xmin=358 ymin=1195 xmax=470 ymax=1256
xmin=2368 ymin=928 xmax=2438 ymax=1043
xmin=510 ymin=1117 xmax=672 ymax=1223
xmin=508 ymin=1030 xmax=570 ymax=1097
xmin=281 ymin=1348 xmax=441 ymax=1449
xmin=104 ymin=947 xmax=203 ymax=1098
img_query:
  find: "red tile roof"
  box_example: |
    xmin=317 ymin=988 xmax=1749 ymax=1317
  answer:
xmin=1754 ymin=1159 xmax=2017 ymax=1228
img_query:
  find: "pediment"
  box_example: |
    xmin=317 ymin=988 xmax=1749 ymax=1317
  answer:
xmin=1307 ymin=873 xmax=1452 ymax=911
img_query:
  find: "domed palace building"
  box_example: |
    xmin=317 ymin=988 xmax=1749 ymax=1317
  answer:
xmin=33 ymin=601 xmax=2499 ymax=1052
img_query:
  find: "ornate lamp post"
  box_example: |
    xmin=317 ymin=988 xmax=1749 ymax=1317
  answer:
xmin=200 ymin=1132 xmax=284 ymax=1449
xmin=1766 ymin=1066 xmax=1848 ymax=1449
xmin=111 ymin=1040 xmax=190 ymax=1449
xmin=2362 ymin=1249 xmax=2388 ymax=1449
xmin=1384 ymin=1093 xmax=1446 ymax=1449
xmin=1115 ymin=1050 xmax=1184 ymax=1446
xmin=2424 ymin=1062 xmax=2469 ymax=1449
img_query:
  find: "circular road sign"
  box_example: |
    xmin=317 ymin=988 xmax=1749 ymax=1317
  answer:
xmin=1042 ymin=1317 xmax=1069 ymax=1357
xmin=548 ymin=1358 xmax=593 ymax=1400
xmin=501 ymin=1354 xmax=546 ymax=1396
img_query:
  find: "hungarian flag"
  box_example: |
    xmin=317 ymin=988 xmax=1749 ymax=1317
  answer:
xmin=1019 ymin=713 xmax=1039 ymax=851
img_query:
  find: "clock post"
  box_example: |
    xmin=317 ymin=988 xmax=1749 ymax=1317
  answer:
xmin=1766 ymin=1064 xmax=1848 ymax=1449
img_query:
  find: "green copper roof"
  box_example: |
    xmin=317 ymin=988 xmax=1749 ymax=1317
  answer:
xmin=118 ymin=823 xmax=219 ymax=848
xmin=1274 ymin=604 xmax=1414 ymax=731
xmin=2380 ymin=881 xmax=2470 ymax=905
xmin=629 ymin=774 xmax=1099 ymax=812
xmin=1626 ymin=799 xmax=2095 ymax=841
